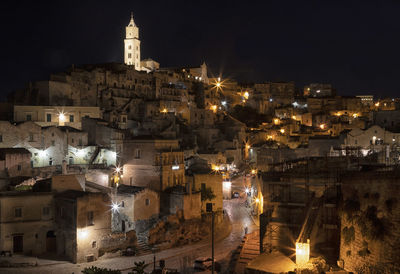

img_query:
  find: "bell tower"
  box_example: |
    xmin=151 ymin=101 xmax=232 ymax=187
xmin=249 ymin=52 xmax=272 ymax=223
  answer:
xmin=124 ymin=12 xmax=141 ymax=70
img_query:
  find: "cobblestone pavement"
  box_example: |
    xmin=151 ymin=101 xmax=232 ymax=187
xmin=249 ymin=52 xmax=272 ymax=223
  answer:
xmin=1 ymin=176 xmax=257 ymax=274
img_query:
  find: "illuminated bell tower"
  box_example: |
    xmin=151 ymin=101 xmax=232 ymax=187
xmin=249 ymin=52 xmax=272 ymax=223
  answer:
xmin=124 ymin=12 xmax=141 ymax=70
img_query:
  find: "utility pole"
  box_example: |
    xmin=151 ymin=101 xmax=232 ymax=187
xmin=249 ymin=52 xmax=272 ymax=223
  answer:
xmin=206 ymin=202 xmax=215 ymax=274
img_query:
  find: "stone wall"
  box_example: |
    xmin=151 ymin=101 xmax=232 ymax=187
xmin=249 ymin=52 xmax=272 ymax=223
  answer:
xmin=339 ymin=172 xmax=400 ymax=273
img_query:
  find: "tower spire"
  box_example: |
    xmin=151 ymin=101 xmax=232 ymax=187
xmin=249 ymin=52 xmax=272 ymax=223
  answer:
xmin=129 ymin=11 xmax=135 ymax=26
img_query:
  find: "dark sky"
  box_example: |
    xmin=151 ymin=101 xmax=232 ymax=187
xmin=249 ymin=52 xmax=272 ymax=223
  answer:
xmin=1 ymin=0 xmax=400 ymax=99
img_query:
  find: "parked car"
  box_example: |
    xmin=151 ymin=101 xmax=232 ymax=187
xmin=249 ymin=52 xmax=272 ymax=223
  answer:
xmin=193 ymin=257 xmax=221 ymax=271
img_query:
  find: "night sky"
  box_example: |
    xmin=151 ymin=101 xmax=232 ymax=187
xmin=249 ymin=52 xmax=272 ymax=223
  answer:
xmin=1 ymin=0 xmax=400 ymax=99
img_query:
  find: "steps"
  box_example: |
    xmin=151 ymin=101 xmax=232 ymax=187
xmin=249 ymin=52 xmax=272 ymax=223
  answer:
xmin=136 ymin=237 xmax=152 ymax=256
xmin=235 ymin=231 xmax=260 ymax=273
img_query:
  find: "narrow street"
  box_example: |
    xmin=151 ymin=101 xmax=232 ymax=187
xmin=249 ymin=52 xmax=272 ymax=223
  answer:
xmin=1 ymin=176 xmax=257 ymax=273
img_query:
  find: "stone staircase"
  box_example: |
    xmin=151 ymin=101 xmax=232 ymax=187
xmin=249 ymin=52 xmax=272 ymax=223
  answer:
xmin=136 ymin=236 xmax=152 ymax=256
xmin=235 ymin=231 xmax=260 ymax=273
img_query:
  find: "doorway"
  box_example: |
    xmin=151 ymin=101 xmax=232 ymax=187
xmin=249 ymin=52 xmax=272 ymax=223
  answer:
xmin=46 ymin=231 xmax=57 ymax=252
xmin=13 ymin=235 xmax=23 ymax=253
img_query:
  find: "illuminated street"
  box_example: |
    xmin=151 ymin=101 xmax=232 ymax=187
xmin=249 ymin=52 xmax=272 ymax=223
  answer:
xmin=1 ymin=185 xmax=257 ymax=273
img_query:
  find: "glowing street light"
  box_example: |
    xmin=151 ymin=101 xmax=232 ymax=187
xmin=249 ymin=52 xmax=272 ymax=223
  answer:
xmin=115 ymin=166 xmax=121 ymax=173
xmin=280 ymin=128 xmax=285 ymax=134
xmin=38 ymin=150 xmax=46 ymax=158
xmin=243 ymin=91 xmax=249 ymax=100
xmin=58 ymin=112 xmax=66 ymax=123
xmin=319 ymin=124 xmax=326 ymax=130
xmin=78 ymin=229 xmax=88 ymax=239
xmin=210 ymin=105 xmax=217 ymax=113
xmin=273 ymin=118 xmax=280 ymax=125
xmin=161 ymin=108 xmax=168 ymax=114
xmin=296 ymin=240 xmax=310 ymax=266
xmin=251 ymin=169 xmax=257 ymax=175
xmin=111 ymin=202 xmax=120 ymax=212
xmin=255 ymin=198 xmax=260 ymax=203
xmin=353 ymin=113 xmax=358 ymax=118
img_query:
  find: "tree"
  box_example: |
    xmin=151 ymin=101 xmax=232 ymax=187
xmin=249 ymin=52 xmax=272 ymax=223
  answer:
xmin=201 ymin=186 xmax=216 ymax=211
xmin=128 ymin=261 xmax=148 ymax=274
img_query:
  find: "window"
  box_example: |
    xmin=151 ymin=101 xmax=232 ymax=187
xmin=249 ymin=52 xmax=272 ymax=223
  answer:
xmin=129 ymin=177 xmax=133 ymax=186
xmin=87 ymin=211 xmax=94 ymax=226
xmin=71 ymin=138 xmax=74 ymax=144
xmin=70 ymin=115 xmax=74 ymax=122
xmin=135 ymin=149 xmax=141 ymax=159
xmin=52 ymin=133 xmax=54 ymax=137
xmin=46 ymin=113 xmax=51 ymax=122
xmin=29 ymin=133 xmax=34 ymax=142
xmin=128 ymin=53 xmax=132 ymax=58
xmin=17 ymin=165 xmax=21 ymax=171
xmin=51 ymin=140 xmax=55 ymax=146
xmin=78 ymin=139 xmax=82 ymax=146
xmin=49 ymin=158 xmax=53 ymax=166
xmin=92 ymin=241 xmax=97 ymax=248
xmin=42 ymin=207 xmax=50 ymax=216
xmin=145 ymin=199 xmax=150 ymax=206
xmin=14 ymin=207 xmax=22 ymax=218
xmin=122 ymin=117 xmax=127 ymax=123
xmin=128 ymin=45 xmax=131 ymax=50
xmin=60 ymin=207 xmax=65 ymax=218
xmin=26 ymin=114 xmax=32 ymax=121
xmin=0 ymin=134 xmax=2 ymax=142
xmin=121 ymin=201 xmax=125 ymax=207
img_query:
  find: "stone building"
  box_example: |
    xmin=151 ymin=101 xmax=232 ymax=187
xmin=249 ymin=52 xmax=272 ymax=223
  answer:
xmin=186 ymin=164 xmax=223 ymax=213
xmin=0 ymin=191 xmax=54 ymax=255
xmin=13 ymin=105 xmax=102 ymax=130
xmin=111 ymin=185 xmax=160 ymax=233
xmin=0 ymin=121 xmax=91 ymax=168
xmin=0 ymin=148 xmax=32 ymax=179
xmin=55 ymin=190 xmax=112 ymax=263
xmin=121 ymin=137 xmax=185 ymax=191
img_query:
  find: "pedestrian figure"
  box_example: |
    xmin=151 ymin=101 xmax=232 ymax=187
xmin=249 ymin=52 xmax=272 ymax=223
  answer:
xmin=244 ymin=226 xmax=248 ymax=234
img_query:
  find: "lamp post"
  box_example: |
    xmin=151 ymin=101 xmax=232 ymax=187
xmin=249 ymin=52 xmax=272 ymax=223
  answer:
xmin=206 ymin=202 xmax=215 ymax=274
